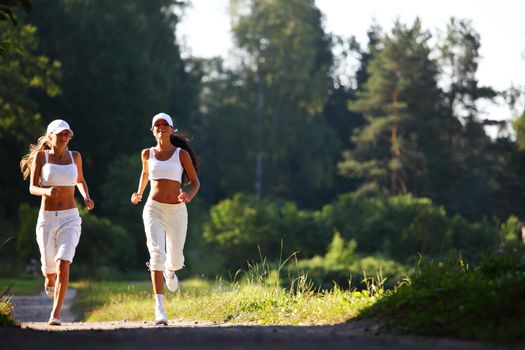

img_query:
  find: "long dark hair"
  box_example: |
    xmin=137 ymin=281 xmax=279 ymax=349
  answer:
xmin=170 ymin=132 xmax=200 ymax=185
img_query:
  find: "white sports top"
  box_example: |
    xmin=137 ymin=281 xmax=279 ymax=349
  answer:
xmin=40 ymin=150 xmax=78 ymax=187
xmin=148 ymin=147 xmax=183 ymax=182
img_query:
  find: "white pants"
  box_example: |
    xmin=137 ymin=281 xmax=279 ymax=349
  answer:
xmin=36 ymin=208 xmax=82 ymax=275
xmin=142 ymin=199 xmax=188 ymax=271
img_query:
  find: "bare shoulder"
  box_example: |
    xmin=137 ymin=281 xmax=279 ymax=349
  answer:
xmin=179 ymin=148 xmax=190 ymax=159
xmin=141 ymin=148 xmax=151 ymax=160
xmin=71 ymin=151 xmax=81 ymax=160
xmin=34 ymin=150 xmax=46 ymax=164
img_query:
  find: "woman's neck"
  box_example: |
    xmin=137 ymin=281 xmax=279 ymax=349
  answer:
xmin=50 ymin=145 xmax=67 ymax=157
xmin=156 ymin=137 xmax=173 ymax=150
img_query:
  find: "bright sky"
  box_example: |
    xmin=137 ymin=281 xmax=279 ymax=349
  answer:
xmin=177 ymin=0 xmax=525 ymax=133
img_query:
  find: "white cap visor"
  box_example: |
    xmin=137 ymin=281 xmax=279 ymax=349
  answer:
xmin=46 ymin=119 xmax=74 ymax=136
xmin=151 ymin=113 xmax=174 ymax=129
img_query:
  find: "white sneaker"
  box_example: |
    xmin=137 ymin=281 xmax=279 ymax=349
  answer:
xmin=48 ymin=317 xmax=61 ymax=326
xmin=163 ymin=269 xmax=179 ymax=292
xmin=44 ymin=282 xmax=54 ymax=298
xmin=155 ymin=304 xmax=168 ymax=325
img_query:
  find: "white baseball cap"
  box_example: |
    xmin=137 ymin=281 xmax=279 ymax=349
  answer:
xmin=46 ymin=119 xmax=74 ymax=136
xmin=151 ymin=113 xmax=173 ymax=129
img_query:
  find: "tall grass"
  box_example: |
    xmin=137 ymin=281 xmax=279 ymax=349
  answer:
xmin=0 ymin=237 xmax=18 ymax=327
xmin=359 ymin=248 xmax=525 ymax=343
xmin=79 ymin=262 xmax=386 ymax=325
xmin=0 ymin=293 xmax=17 ymax=327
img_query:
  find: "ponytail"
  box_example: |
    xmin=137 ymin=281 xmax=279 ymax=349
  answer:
xmin=170 ymin=132 xmax=199 ymax=185
xmin=20 ymin=135 xmax=51 ymax=180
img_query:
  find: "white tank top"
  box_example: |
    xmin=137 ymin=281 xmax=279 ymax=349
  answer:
xmin=40 ymin=150 xmax=78 ymax=187
xmin=148 ymin=147 xmax=183 ymax=182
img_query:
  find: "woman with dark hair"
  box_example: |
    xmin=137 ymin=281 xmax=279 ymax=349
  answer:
xmin=131 ymin=113 xmax=200 ymax=325
xmin=20 ymin=119 xmax=94 ymax=326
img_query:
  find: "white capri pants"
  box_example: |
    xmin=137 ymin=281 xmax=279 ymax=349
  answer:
xmin=36 ymin=208 xmax=82 ymax=275
xmin=142 ymin=199 xmax=188 ymax=272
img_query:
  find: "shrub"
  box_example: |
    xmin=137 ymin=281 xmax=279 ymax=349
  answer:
xmin=294 ymin=233 xmax=410 ymax=290
xmin=203 ymin=193 xmax=330 ymax=270
xmin=359 ymin=248 xmax=525 ymax=342
xmin=321 ymin=193 xmax=500 ymax=262
xmin=74 ymin=208 xmax=137 ymax=275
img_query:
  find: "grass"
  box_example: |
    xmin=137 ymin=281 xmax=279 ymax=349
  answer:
xmin=0 ymin=294 xmax=17 ymax=326
xmin=0 ymin=278 xmax=36 ymax=327
xmin=77 ymin=270 xmax=383 ymax=325
xmin=359 ymin=248 xmax=525 ymax=343
xmin=0 ymin=277 xmax=42 ymax=295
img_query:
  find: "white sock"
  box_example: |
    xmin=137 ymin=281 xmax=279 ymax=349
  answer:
xmin=155 ymin=294 xmax=164 ymax=307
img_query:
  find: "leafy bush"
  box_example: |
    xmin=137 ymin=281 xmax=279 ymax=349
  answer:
xmin=499 ymin=215 xmax=523 ymax=248
xmin=74 ymin=208 xmax=137 ymax=275
xmin=294 ymin=233 xmax=410 ymax=290
xmin=203 ymin=193 xmax=330 ymax=270
xmin=359 ymin=248 xmax=525 ymax=342
xmin=15 ymin=204 xmax=40 ymax=265
xmin=321 ymin=193 xmax=500 ymax=262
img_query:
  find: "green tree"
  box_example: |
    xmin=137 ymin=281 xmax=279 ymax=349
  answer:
xmin=0 ymin=21 xmax=60 ymax=225
xmin=435 ymin=18 xmax=498 ymax=215
xmin=228 ymin=0 xmax=339 ymax=205
xmin=339 ymin=19 xmax=441 ymax=197
xmin=30 ymin=0 xmax=199 ymax=204
xmin=0 ymin=0 xmax=31 ymax=56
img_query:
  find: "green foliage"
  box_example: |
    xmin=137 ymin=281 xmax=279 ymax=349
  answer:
xmin=0 ymin=295 xmax=16 ymax=326
xmin=74 ymin=208 xmax=137 ymax=275
xmin=76 ymin=273 xmax=378 ymax=326
xmin=0 ymin=0 xmax=32 ymax=56
xmin=512 ymin=113 xmax=525 ymax=151
xmin=499 ymin=215 xmax=522 ymax=247
xmin=324 ymin=232 xmax=357 ymax=266
xmin=360 ymin=249 xmax=525 ymax=342
xmin=0 ymin=277 xmax=40 ymax=295
xmin=30 ymin=0 xmax=199 ymax=203
xmin=340 ymin=19 xmax=441 ymax=196
xmin=222 ymin=0 xmax=340 ymax=205
xmin=321 ymin=193 xmax=499 ymax=261
xmin=15 ymin=203 xmax=39 ymax=264
xmin=203 ymin=193 xmax=330 ymax=270
xmin=295 ymin=233 xmax=409 ymax=290
xmin=0 ymin=20 xmax=61 ymax=223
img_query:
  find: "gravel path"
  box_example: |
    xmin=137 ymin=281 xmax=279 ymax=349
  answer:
xmin=4 ymin=289 xmax=520 ymax=350
xmin=11 ymin=288 xmax=77 ymax=323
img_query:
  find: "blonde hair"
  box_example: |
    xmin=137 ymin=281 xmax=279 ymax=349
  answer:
xmin=20 ymin=135 xmax=52 ymax=180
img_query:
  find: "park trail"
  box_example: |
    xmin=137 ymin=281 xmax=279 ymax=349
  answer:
xmin=4 ymin=288 xmax=519 ymax=350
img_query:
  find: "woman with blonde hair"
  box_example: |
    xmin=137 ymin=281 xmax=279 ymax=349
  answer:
xmin=20 ymin=119 xmax=94 ymax=326
xmin=131 ymin=113 xmax=200 ymax=325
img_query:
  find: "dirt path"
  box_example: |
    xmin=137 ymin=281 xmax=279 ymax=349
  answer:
xmin=4 ymin=289 xmax=519 ymax=350
xmin=11 ymin=288 xmax=77 ymax=323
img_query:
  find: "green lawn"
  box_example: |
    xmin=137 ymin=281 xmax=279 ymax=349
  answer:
xmin=75 ymin=276 xmax=380 ymax=325
xmin=0 ymin=277 xmax=42 ymax=295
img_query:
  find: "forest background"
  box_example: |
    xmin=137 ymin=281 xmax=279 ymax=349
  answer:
xmin=2 ymin=0 xmax=525 ymax=287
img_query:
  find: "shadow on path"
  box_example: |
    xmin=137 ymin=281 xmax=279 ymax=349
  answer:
xmin=5 ymin=290 xmax=520 ymax=350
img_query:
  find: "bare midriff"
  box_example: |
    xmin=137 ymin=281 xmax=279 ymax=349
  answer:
xmin=41 ymin=186 xmax=77 ymax=211
xmin=149 ymin=179 xmax=181 ymax=204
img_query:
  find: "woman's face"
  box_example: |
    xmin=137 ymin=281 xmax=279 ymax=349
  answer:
xmin=49 ymin=130 xmax=72 ymax=148
xmin=152 ymin=119 xmax=173 ymax=139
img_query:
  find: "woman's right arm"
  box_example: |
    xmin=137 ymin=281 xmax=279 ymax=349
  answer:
xmin=131 ymin=149 xmax=149 ymax=204
xmin=29 ymin=151 xmax=58 ymax=197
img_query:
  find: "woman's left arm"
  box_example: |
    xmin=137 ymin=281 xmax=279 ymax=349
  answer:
xmin=74 ymin=151 xmax=95 ymax=210
xmin=178 ymin=150 xmax=200 ymax=203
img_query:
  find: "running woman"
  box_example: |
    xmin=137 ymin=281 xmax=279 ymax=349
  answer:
xmin=20 ymin=119 xmax=94 ymax=326
xmin=131 ymin=113 xmax=200 ymax=325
